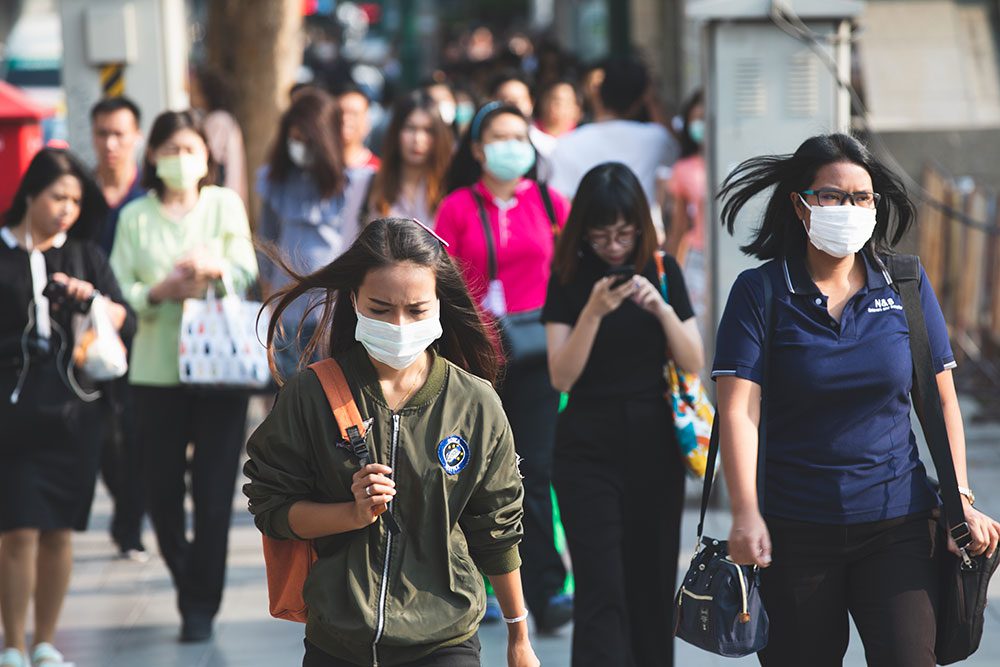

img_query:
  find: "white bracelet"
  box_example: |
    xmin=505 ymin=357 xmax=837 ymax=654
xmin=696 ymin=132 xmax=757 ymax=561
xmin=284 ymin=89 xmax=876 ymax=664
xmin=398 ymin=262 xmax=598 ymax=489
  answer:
xmin=503 ymin=611 xmax=529 ymax=624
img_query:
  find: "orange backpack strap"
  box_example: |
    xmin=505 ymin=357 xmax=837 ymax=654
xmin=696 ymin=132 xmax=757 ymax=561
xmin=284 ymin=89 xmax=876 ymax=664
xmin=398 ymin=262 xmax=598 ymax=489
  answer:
xmin=308 ymin=358 xmax=401 ymax=535
xmin=309 ymin=358 xmax=366 ymax=443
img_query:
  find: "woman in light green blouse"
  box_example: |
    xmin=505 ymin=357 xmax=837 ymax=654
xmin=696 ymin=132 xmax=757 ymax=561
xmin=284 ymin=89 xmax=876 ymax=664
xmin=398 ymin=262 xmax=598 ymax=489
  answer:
xmin=110 ymin=109 xmax=258 ymax=643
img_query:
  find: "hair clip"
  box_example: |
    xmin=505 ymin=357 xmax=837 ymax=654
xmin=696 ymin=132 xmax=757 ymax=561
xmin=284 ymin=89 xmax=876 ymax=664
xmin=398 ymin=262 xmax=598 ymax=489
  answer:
xmin=411 ymin=218 xmax=450 ymax=248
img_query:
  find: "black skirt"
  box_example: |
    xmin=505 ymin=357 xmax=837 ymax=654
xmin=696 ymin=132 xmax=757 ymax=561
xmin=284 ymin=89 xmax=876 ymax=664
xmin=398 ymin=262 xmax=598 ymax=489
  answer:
xmin=0 ymin=357 xmax=105 ymax=532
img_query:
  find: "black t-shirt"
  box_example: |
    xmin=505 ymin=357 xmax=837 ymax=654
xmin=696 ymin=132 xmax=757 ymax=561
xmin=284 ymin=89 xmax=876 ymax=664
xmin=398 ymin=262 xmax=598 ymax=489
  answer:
xmin=541 ymin=249 xmax=694 ymax=400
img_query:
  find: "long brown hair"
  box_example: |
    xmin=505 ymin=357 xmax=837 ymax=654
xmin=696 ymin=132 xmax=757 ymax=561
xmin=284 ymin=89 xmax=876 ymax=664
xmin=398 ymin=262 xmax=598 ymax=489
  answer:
xmin=552 ymin=162 xmax=659 ymax=284
xmin=267 ymin=88 xmax=346 ymax=199
xmin=368 ymin=92 xmax=453 ymax=218
xmin=262 ymin=218 xmax=499 ymax=385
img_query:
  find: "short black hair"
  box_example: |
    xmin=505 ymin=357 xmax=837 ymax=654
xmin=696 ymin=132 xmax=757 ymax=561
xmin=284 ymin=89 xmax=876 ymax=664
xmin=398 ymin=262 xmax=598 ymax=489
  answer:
xmin=489 ymin=70 xmax=532 ymax=99
xmin=333 ymin=82 xmax=371 ymax=105
xmin=599 ymin=58 xmax=649 ymax=117
xmin=90 ymin=96 xmax=142 ymax=125
xmin=718 ymin=133 xmax=916 ymax=260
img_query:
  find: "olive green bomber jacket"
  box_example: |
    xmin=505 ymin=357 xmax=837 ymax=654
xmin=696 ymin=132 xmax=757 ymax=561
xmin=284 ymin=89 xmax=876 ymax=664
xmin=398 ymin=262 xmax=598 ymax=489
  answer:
xmin=243 ymin=344 xmax=524 ymax=666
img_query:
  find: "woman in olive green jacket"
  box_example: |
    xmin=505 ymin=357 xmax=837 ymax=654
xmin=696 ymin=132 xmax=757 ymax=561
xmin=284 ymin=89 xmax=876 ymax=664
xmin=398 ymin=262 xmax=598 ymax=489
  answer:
xmin=244 ymin=218 xmax=539 ymax=667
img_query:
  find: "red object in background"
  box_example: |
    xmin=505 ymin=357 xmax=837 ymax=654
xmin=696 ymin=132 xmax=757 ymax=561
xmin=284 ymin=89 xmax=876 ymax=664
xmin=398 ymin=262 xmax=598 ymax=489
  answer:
xmin=302 ymin=0 xmax=318 ymax=16
xmin=359 ymin=3 xmax=382 ymax=23
xmin=0 ymin=81 xmax=52 ymax=216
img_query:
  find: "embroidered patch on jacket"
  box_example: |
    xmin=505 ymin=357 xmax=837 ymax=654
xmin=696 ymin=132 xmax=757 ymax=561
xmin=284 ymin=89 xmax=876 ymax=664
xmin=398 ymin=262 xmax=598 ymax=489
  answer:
xmin=437 ymin=435 xmax=470 ymax=475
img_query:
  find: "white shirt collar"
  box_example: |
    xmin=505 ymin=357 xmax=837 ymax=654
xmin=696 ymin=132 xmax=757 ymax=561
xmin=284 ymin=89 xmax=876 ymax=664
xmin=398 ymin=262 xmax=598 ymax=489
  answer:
xmin=0 ymin=227 xmax=67 ymax=250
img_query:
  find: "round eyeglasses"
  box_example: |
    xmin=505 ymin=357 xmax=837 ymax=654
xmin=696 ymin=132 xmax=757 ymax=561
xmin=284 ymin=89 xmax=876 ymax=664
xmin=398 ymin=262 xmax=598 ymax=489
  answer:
xmin=587 ymin=227 xmax=640 ymax=250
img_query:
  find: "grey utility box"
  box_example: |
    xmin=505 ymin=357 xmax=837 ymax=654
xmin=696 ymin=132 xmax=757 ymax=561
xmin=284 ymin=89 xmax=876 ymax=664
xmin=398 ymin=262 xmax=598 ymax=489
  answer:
xmin=688 ymin=0 xmax=862 ymax=336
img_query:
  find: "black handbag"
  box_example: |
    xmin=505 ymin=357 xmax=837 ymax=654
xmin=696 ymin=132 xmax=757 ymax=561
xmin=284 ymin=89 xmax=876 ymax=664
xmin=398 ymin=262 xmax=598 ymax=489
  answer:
xmin=886 ymin=254 xmax=1000 ymax=665
xmin=674 ymin=269 xmax=774 ymax=657
xmin=474 ymin=184 xmax=558 ymax=365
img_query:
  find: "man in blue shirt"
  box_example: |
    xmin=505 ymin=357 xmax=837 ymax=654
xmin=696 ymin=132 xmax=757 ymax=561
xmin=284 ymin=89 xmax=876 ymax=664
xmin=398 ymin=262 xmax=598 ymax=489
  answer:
xmin=90 ymin=96 xmax=148 ymax=561
xmin=91 ymin=97 xmax=146 ymax=256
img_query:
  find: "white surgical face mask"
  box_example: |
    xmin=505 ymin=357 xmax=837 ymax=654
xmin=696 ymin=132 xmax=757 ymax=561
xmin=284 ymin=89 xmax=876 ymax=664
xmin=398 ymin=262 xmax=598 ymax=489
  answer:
xmin=287 ymin=139 xmax=312 ymax=168
xmin=798 ymin=194 xmax=877 ymax=259
xmin=437 ymin=101 xmax=457 ymax=125
xmin=354 ymin=301 xmax=443 ymax=370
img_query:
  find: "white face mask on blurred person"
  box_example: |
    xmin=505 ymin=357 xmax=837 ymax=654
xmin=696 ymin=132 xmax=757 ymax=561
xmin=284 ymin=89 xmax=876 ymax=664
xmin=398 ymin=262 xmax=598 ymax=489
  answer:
xmin=437 ymin=101 xmax=457 ymax=125
xmin=287 ymin=139 xmax=312 ymax=168
xmin=798 ymin=194 xmax=877 ymax=258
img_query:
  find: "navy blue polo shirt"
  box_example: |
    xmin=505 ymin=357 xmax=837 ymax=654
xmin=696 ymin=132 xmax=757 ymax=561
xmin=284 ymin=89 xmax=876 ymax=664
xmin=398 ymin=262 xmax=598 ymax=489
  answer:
xmin=712 ymin=250 xmax=955 ymax=524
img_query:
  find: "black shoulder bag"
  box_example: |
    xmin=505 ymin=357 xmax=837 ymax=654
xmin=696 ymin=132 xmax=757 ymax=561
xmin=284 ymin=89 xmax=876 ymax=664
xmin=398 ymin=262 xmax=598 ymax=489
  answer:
xmin=474 ymin=182 xmax=559 ymax=366
xmin=885 ymin=254 xmax=1000 ymax=665
xmin=674 ymin=269 xmax=774 ymax=657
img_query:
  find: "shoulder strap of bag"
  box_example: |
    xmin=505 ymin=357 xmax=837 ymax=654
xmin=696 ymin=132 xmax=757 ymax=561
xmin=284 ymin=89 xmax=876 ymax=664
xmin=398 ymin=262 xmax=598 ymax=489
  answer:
xmin=308 ymin=358 xmax=366 ymax=444
xmin=885 ymin=254 xmax=972 ymax=552
xmin=654 ymin=251 xmax=670 ymax=303
xmin=473 ymin=192 xmax=499 ymax=282
xmin=697 ymin=268 xmax=774 ymax=540
xmin=308 ymin=358 xmax=401 ymax=535
xmin=536 ymin=181 xmax=559 ymax=236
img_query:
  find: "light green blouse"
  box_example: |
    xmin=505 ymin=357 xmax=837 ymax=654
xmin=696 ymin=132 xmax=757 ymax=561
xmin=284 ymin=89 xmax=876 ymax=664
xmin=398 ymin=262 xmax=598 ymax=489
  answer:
xmin=110 ymin=186 xmax=259 ymax=386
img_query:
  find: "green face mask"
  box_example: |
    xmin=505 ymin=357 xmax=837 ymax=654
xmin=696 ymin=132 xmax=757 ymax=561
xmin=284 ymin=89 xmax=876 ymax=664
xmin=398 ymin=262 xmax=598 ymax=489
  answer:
xmin=156 ymin=154 xmax=208 ymax=191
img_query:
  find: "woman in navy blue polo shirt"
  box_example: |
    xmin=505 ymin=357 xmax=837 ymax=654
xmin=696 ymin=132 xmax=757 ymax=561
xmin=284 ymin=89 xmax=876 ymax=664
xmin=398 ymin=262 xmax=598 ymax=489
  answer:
xmin=713 ymin=133 xmax=999 ymax=666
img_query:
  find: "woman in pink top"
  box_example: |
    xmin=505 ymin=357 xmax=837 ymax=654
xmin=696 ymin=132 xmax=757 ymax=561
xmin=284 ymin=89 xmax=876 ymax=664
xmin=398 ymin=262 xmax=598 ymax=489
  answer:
xmin=435 ymin=102 xmax=573 ymax=634
xmin=665 ymin=90 xmax=707 ymax=322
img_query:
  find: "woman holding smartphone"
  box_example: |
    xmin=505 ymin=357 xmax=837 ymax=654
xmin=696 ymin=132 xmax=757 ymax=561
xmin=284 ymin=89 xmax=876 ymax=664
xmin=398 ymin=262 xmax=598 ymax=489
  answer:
xmin=542 ymin=162 xmax=703 ymax=667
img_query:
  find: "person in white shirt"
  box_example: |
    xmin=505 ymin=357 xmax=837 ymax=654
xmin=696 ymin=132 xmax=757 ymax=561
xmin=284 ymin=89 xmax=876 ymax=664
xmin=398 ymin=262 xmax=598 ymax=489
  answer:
xmin=548 ymin=58 xmax=679 ymax=236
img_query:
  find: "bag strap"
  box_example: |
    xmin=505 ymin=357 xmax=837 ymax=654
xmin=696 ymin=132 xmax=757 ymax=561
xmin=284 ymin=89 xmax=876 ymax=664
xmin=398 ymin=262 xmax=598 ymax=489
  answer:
xmin=473 ymin=192 xmax=499 ymax=282
xmin=885 ymin=254 xmax=972 ymax=552
xmin=696 ymin=268 xmax=775 ymax=540
xmin=536 ymin=181 xmax=559 ymax=236
xmin=654 ymin=251 xmax=670 ymax=304
xmin=475 ymin=184 xmax=560 ymax=283
xmin=308 ymin=358 xmax=401 ymax=535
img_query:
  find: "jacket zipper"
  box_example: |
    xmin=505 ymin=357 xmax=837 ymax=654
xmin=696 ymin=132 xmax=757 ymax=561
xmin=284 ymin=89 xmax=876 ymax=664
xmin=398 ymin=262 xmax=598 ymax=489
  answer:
xmin=371 ymin=413 xmax=401 ymax=667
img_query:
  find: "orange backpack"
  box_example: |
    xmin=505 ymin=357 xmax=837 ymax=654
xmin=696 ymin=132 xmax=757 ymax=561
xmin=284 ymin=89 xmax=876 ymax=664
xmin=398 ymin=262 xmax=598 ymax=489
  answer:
xmin=261 ymin=358 xmax=373 ymax=623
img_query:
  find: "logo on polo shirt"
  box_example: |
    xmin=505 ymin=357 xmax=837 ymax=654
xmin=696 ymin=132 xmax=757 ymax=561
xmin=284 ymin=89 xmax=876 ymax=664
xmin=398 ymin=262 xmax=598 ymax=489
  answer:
xmin=867 ymin=297 xmax=903 ymax=314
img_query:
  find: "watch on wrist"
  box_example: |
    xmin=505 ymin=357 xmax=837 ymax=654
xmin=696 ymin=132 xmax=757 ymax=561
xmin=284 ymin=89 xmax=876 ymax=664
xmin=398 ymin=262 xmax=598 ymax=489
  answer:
xmin=958 ymin=485 xmax=975 ymax=506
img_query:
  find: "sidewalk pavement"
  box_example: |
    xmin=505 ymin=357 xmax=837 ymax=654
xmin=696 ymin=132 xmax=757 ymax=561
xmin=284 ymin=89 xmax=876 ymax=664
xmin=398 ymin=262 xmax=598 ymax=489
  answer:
xmin=41 ymin=397 xmax=1000 ymax=666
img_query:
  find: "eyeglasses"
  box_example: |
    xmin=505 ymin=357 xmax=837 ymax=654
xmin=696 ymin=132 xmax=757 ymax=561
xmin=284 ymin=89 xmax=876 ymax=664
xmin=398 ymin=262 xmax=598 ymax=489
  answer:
xmin=587 ymin=227 xmax=640 ymax=249
xmin=801 ymin=188 xmax=882 ymax=208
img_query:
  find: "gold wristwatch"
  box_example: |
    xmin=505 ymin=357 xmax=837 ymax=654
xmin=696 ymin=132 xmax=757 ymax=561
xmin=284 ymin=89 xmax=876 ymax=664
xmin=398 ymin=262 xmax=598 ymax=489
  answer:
xmin=958 ymin=485 xmax=975 ymax=506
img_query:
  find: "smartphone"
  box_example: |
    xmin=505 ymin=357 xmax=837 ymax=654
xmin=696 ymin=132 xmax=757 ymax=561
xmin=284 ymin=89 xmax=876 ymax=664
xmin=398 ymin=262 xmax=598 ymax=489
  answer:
xmin=605 ymin=265 xmax=636 ymax=288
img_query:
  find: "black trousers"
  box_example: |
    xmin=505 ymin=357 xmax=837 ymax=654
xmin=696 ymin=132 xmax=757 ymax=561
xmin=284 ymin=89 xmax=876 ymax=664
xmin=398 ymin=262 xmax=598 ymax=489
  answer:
xmin=133 ymin=385 xmax=248 ymax=617
xmin=496 ymin=359 xmax=566 ymax=617
xmin=302 ymin=636 xmax=480 ymax=666
xmin=552 ymin=395 xmax=685 ymax=667
xmin=100 ymin=376 xmax=146 ymax=550
xmin=758 ymin=511 xmax=941 ymax=667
